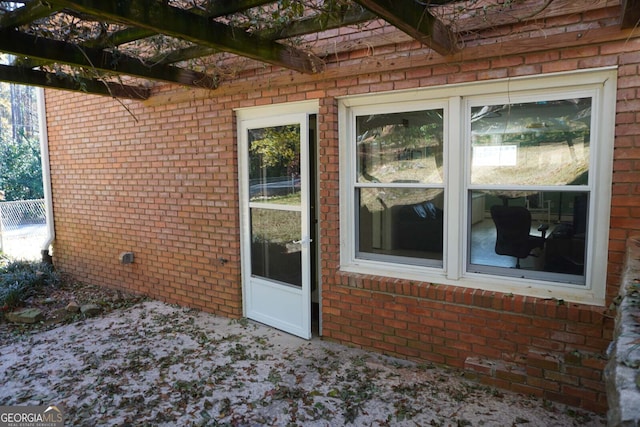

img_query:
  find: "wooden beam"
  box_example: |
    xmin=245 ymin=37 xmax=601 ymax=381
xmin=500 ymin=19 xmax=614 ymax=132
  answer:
xmin=260 ymin=6 xmax=377 ymax=40
xmin=49 ymin=0 xmax=324 ymax=73
xmin=155 ymin=7 xmax=379 ymax=66
xmin=15 ymin=1 xmax=274 ymax=77
xmin=150 ymin=45 xmax=213 ymax=66
xmin=88 ymin=0 xmax=275 ymax=49
xmin=353 ymin=0 xmax=457 ymax=55
xmin=17 ymin=1 xmax=249 ymax=78
xmin=0 ymin=1 xmax=61 ymax=29
xmin=0 ymin=64 xmax=150 ymax=99
xmin=0 ymin=29 xmax=218 ymax=88
xmin=621 ymin=0 xmax=640 ymax=29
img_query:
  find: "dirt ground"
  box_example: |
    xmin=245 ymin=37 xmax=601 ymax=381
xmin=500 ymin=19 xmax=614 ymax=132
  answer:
xmin=0 ymin=287 xmax=607 ymax=426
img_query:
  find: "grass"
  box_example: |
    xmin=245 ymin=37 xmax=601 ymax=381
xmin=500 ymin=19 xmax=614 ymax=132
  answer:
xmin=251 ymin=208 xmax=300 ymax=244
xmin=251 ymin=192 xmax=302 ymax=243
xmin=251 ymin=192 xmax=301 ymax=206
xmin=0 ymin=254 xmax=60 ymax=312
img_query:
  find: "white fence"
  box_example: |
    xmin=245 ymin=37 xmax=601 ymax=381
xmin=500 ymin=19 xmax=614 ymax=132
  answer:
xmin=0 ymin=199 xmax=48 ymax=260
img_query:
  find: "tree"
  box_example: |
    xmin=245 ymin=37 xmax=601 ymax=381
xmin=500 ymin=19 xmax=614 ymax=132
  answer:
xmin=0 ymin=133 xmax=43 ymax=201
xmin=0 ymin=80 xmax=43 ymax=201
xmin=9 ymin=83 xmax=38 ymax=141
xmin=249 ymin=125 xmax=301 ymax=178
xmin=0 ymin=81 xmax=10 ymax=143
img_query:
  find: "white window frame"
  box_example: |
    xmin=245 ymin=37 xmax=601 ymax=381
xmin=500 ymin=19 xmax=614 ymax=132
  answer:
xmin=338 ymin=67 xmax=617 ymax=306
xmin=352 ymin=100 xmax=448 ymax=268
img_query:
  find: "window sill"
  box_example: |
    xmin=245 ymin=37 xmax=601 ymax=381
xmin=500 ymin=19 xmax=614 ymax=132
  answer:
xmin=339 ymin=260 xmax=605 ymax=307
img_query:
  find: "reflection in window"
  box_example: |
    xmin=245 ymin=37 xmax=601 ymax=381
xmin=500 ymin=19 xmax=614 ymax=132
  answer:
xmin=471 ymin=99 xmax=591 ymax=186
xmin=342 ymin=70 xmax=615 ymax=301
xmin=358 ymin=188 xmax=444 ymax=264
xmin=468 ymin=97 xmax=592 ymax=284
xmin=468 ymin=190 xmax=588 ymax=283
xmin=249 ymin=125 xmax=301 ymax=205
xmin=248 ymin=123 xmax=302 ymax=287
xmin=355 ymin=109 xmax=445 ymax=267
xmin=250 ymin=208 xmax=302 ymax=287
xmin=357 ymin=110 xmax=444 ymax=184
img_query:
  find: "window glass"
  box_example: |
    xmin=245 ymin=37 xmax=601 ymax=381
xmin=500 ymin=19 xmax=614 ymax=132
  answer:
xmin=358 ymin=188 xmax=444 ymax=264
xmin=341 ymin=70 xmax=614 ymax=302
xmin=468 ymin=97 xmax=592 ymax=284
xmin=357 ymin=110 xmax=444 ymax=184
xmin=354 ymin=108 xmax=445 ymax=267
xmin=468 ymin=190 xmax=588 ymax=283
xmin=470 ymin=99 xmax=591 ymax=186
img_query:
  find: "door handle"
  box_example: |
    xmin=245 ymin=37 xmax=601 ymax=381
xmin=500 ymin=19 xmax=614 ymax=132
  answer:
xmin=292 ymin=237 xmax=313 ymax=245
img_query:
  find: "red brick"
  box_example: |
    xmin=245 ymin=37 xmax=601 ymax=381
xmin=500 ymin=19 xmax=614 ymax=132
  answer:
xmin=543 ymin=390 xmax=581 ymax=407
xmin=465 ymin=357 xmax=495 ymax=375
xmin=545 ymin=370 xmax=580 ymax=386
xmin=562 ymin=384 xmax=598 ymax=403
xmin=527 ymin=350 xmax=562 ymax=371
xmin=496 ymin=366 xmax=527 ymax=383
xmin=550 ymin=331 xmax=586 ymax=346
xmin=46 ymin=21 xmax=630 ymax=415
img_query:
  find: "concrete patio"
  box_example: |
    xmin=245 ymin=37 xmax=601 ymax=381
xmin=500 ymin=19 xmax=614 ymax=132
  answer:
xmin=0 ymin=300 xmax=606 ymax=426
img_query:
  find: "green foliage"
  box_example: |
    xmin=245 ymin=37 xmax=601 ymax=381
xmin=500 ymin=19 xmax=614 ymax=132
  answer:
xmin=249 ymin=125 xmax=300 ymax=177
xmin=0 ymin=133 xmax=43 ymax=201
xmin=0 ymin=259 xmax=60 ymax=311
xmin=0 ymin=82 xmax=42 ymax=201
xmin=274 ymin=0 xmax=305 ymax=21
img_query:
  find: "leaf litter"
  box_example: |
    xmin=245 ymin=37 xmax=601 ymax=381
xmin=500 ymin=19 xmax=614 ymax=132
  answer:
xmin=0 ymin=300 xmax=606 ymax=426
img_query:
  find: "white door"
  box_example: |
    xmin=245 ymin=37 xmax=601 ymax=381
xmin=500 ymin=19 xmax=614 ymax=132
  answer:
xmin=238 ymin=111 xmax=312 ymax=339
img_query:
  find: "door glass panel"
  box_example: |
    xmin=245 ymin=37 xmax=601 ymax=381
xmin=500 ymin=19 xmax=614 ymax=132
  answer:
xmin=247 ymin=123 xmax=303 ymax=288
xmin=250 ymin=208 xmax=302 ymax=287
xmin=470 ymin=98 xmax=591 ymax=186
xmin=249 ymin=125 xmax=301 ymax=205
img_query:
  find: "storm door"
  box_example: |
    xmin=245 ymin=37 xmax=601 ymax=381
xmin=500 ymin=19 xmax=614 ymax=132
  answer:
xmin=238 ymin=111 xmax=312 ymax=339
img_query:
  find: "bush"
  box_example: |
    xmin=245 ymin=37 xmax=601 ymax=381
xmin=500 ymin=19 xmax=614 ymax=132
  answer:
xmin=0 ymin=258 xmax=59 ymax=311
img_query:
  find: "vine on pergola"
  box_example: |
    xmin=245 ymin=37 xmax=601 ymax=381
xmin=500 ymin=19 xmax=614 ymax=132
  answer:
xmin=21 ymin=1 xmax=370 ymax=77
xmin=0 ymin=0 xmax=632 ymax=100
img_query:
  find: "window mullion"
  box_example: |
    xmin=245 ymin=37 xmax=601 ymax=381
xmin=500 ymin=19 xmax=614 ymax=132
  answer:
xmin=446 ymin=96 xmax=463 ymax=280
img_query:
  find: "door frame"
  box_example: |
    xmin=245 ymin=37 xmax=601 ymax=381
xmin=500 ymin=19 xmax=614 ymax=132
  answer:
xmin=236 ymin=100 xmax=319 ymax=339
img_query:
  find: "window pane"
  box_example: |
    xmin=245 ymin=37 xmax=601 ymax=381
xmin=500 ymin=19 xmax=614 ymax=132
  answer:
xmin=248 ymin=125 xmax=301 ymax=205
xmin=470 ymin=99 xmax=591 ymax=186
xmin=356 ymin=110 xmax=444 ymax=184
xmin=358 ymin=188 xmax=444 ymax=264
xmin=250 ymin=208 xmax=301 ymax=287
xmin=469 ymin=190 xmax=587 ymax=282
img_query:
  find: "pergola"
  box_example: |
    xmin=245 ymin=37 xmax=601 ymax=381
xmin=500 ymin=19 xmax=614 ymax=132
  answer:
xmin=0 ymin=0 xmax=638 ymax=100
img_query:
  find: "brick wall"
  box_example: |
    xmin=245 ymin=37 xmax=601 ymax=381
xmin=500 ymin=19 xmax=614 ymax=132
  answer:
xmin=45 ymin=93 xmax=244 ymax=316
xmin=46 ymin=9 xmax=640 ymax=413
xmin=319 ymin=276 xmax=612 ymax=412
